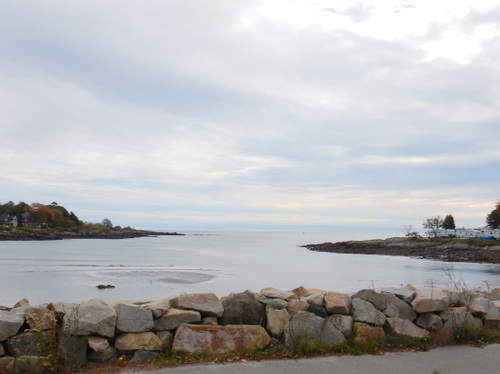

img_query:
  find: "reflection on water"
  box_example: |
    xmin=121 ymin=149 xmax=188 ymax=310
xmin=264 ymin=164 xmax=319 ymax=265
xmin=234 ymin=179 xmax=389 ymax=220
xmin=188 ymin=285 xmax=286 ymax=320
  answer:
xmin=0 ymin=231 xmax=498 ymax=306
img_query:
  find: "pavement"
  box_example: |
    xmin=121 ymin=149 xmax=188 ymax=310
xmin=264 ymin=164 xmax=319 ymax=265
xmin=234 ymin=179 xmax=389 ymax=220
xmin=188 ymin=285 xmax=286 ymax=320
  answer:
xmin=122 ymin=344 xmax=500 ymax=374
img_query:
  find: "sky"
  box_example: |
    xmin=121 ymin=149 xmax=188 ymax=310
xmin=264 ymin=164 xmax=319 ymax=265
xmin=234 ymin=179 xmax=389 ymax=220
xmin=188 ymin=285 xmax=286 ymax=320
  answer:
xmin=1 ymin=0 xmax=499 ymax=232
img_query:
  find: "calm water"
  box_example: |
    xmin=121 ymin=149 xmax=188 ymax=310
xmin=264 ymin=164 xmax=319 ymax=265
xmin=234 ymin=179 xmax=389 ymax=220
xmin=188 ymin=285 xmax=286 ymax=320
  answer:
xmin=0 ymin=231 xmax=499 ymax=306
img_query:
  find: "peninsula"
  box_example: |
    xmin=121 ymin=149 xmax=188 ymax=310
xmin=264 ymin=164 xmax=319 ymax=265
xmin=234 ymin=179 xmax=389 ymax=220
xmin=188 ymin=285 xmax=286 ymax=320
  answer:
xmin=303 ymin=237 xmax=500 ymax=264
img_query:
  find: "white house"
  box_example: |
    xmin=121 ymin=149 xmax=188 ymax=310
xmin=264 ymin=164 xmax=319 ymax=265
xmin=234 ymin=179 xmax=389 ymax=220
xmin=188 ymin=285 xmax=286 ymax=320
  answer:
xmin=437 ymin=227 xmax=499 ymax=239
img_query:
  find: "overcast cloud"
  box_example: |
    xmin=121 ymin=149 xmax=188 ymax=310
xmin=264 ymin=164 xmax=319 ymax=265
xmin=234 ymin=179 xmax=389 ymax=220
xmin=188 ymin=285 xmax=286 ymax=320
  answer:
xmin=1 ymin=0 xmax=499 ymax=231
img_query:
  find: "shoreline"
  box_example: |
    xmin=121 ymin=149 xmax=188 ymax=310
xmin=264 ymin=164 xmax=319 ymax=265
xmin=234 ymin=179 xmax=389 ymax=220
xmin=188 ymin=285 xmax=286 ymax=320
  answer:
xmin=0 ymin=228 xmax=184 ymax=241
xmin=303 ymin=237 xmax=500 ymax=264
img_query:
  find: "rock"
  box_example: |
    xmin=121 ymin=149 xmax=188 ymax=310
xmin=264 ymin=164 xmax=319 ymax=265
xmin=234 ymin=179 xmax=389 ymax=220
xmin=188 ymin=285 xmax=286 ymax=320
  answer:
xmin=0 ymin=357 xmax=14 ymax=373
xmin=6 ymin=356 xmax=45 ymax=374
xmin=291 ymin=286 xmax=311 ymax=298
xmin=385 ymin=318 xmax=430 ymax=338
xmin=5 ymin=331 xmax=52 ymax=357
xmin=469 ymin=297 xmax=499 ymax=317
xmin=88 ymin=346 xmax=116 ymax=362
xmin=258 ymin=298 xmax=288 ymax=310
xmin=172 ymin=324 xmax=270 ymax=355
xmin=411 ymin=288 xmax=449 ymax=313
xmin=0 ymin=311 xmax=25 ymax=341
xmin=416 ymin=313 xmax=443 ymax=331
xmin=156 ymin=331 xmax=174 ymax=353
xmin=351 ymin=299 xmax=386 ymax=326
xmin=307 ymin=305 xmax=328 ymax=318
xmin=0 ymin=342 xmax=4 ymax=356
xmin=219 ymin=291 xmax=265 ymax=326
xmin=287 ymin=299 xmax=309 ymax=316
xmin=57 ymin=333 xmax=87 ymax=365
xmin=305 ymin=294 xmax=324 ymax=306
xmin=324 ymin=292 xmax=352 ymax=315
xmin=353 ymin=289 xmax=387 ymax=311
xmin=153 ymin=308 xmax=201 ymax=331
xmin=202 ymin=317 xmax=218 ymax=325
xmin=129 ymin=350 xmax=158 ymax=364
xmin=115 ymin=332 xmax=162 ymax=352
xmin=284 ymin=311 xmax=345 ymax=350
xmin=141 ymin=298 xmax=172 ymax=319
xmin=87 ymin=336 xmax=109 ymax=352
xmin=383 ymin=293 xmax=417 ymax=321
xmin=62 ymin=299 xmax=117 ymax=338
xmin=115 ymin=303 xmax=154 ymax=333
xmin=171 ymin=293 xmax=224 ymax=318
xmin=381 ymin=287 xmax=415 ymax=303
xmin=265 ymin=306 xmax=290 ymax=336
xmin=441 ymin=307 xmax=481 ymax=334
xmin=353 ymin=322 xmax=386 ymax=344
xmin=260 ymin=288 xmax=297 ymax=301
xmin=25 ymin=307 xmax=56 ymax=331
xmin=328 ymin=314 xmax=353 ymax=337
xmin=13 ymin=299 xmax=29 ymax=308
xmin=48 ymin=302 xmax=78 ymax=320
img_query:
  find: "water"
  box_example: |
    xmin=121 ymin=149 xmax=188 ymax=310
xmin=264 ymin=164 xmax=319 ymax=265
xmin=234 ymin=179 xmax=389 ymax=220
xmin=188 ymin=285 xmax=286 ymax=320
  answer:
xmin=0 ymin=231 xmax=498 ymax=306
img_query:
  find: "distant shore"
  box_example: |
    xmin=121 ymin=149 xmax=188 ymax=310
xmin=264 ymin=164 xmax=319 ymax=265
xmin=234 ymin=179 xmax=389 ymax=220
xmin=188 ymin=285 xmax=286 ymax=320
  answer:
xmin=0 ymin=227 xmax=184 ymax=241
xmin=303 ymin=237 xmax=500 ymax=264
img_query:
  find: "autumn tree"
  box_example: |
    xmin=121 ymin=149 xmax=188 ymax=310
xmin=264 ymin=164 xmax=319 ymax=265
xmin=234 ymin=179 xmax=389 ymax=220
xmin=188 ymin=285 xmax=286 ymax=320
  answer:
xmin=486 ymin=201 xmax=500 ymax=229
xmin=442 ymin=214 xmax=456 ymax=229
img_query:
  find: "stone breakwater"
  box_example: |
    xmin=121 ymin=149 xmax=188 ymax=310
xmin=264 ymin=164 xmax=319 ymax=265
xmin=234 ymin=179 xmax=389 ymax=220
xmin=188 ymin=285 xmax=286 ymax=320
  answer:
xmin=304 ymin=237 xmax=500 ymax=264
xmin=0 ymin=286 xmax=499 ymax=373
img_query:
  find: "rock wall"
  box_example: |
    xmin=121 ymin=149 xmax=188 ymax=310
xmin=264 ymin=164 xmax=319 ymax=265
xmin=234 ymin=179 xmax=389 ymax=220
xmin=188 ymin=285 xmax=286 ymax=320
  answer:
xmin=0 ymin=286 xmax=499 ymax=373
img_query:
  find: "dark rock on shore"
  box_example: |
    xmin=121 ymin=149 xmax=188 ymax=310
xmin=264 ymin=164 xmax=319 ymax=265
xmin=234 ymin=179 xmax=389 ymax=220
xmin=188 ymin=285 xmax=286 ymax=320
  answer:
xmin=303 ymin=237 xmax=500 ymax=264
xmin=0 ymin=228 xmax=184 ymax=241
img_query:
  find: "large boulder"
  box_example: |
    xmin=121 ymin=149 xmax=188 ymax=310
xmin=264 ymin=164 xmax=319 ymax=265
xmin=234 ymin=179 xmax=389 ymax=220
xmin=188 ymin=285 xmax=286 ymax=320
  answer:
xmin=25 ymin=307 xmax=56 ymax=331
xmin=258 ymin=298 xmax=288 ymax=310
xmin=441 ymin=307 xmax=481 ymax=334
xmin=0 ymin=311 xmax=24 ymax=341
xmin=172 ymin=324 xmax=270 ymax=355
xmin=383 ymin=293 xmax=417 ymax=321
xmin=328 ymin=314 xmax=353 ymax=337
xmin=381 ymin=287 xmax=415 ymax=303
xmin=153 ymin=308 xmax=201 ymax=331
xmin=305 ymin=294 xmax=324 ymax=307
xmin=284 ymin=311 xmax=345 ymax=350
xmin=57 ymin=333 xmax=87 ymax=365
xmin=6 ymin=356 xmax=46 ymax=374
xmin=219 ymin=291 xmax=265 ymax=326
xmin=385 ymin=318 xmax=430 ymax=338
xmin=411 ymin=288 xmax=449 ymax=313
xmin=171 ymin=293 xmax=224 ymax=318
xmin=115 ymin=303 xmax=154 ymax=333
xmin=115 ymin=332 xmax=162 ymax=352
xmin=5 ymin=331 xmax=53 ymax=357
xmin=62 ymin=299 xmax=117 ymax=337
xmin=140 ymin=299 xmax=172 ymax=319
xmin=416 ymin=313 xmax=443 ymax=331
xmin=351 ymin=299 xmax=386 ymax=326
xmin=287 ymin=299 xmax=309 ymax=316
xmin=265 ymin=306 xmax=290 ymax=336
xmin=260 ymin=288 xmax=297 ymax=301
xmin=324 ymin=292 xmax=352 ymax=315
xmin=353 ymin=290 xmax=387 ymax=311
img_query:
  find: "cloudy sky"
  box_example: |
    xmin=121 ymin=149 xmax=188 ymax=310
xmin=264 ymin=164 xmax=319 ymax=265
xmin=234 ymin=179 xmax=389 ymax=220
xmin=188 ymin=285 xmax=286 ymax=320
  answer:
xmin=1 ymin=0 xmax=499 ymax=232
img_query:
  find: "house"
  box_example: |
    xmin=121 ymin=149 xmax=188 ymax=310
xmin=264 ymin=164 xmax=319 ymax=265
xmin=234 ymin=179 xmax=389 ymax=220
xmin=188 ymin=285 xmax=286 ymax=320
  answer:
xmin=436 ymin=227 xmax=499 ymax=239
xmin=0 ymin=214 xmax=18 ymax=227
xmin=20 ymin=211 xmax=43 ymax=228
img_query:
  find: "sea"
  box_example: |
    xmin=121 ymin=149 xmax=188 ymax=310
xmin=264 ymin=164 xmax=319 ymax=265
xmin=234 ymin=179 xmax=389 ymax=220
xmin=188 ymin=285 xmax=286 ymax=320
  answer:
xmin=1 ymin=231 xmax=499 ymax=307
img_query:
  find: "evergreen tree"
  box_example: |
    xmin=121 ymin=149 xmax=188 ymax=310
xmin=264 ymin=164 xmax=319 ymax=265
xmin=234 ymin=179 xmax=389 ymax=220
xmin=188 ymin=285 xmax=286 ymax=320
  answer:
xmin=486 ymin=201 xmax=500 ymax=229
xmin=442 ymin=214 xmax=456 ymax=229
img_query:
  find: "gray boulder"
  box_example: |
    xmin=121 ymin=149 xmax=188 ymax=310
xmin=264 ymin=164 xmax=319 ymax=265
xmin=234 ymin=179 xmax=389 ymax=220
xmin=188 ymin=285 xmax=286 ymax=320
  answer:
xmin=153 ymin=308 xmax=201 ymax=331
xmin=6 ymin=331 xmax=52 ymax=357
xmin=260 ymin=288 xmax=297 ymax=301
xmin=328 ymin=314 xmax=353 ymax=337
xmin=0 ymin=311 xmax=24 ymax=341
xmin=219 ymin=291 xmax=265 ymax=325
xmin=351 ymin=299 xmax=386 ymax=326
xmin=6 ymin=356 xmax=46 ymax=374
xmin=381 ymin=287 xmax=415 ymax=303
xmin=258 ymin=298 xmax=288 ymax=310
xmin=284 ymin=311 xmax=345 ymax=350
xmin=62 ymin=299 xmax=117 ymax=337
xmin=171 ymin=293 xmax=224 ymax=318
xmin=385 ymin=318 xmax=430 ymax=338
xmin=383 ymin=293 xmax=417 ymax=321
xmin=115 ymin=332 xmax=162 ymax=352
xmin=265 ymin=306 xmax=290 ymax=336
xmin=411 ymin=288 xmax=449 ymax=313
xmin=115 ymin=303 xmax=154 ymax=333
xmin=416 ymin=313 xmax=443 ymax=331
xmin=172 ymin=324 xmax=270 ymax=355
xmin=353 ymin=289 xmax=387 ymax=311
xmin=129 ymin=350 xmax=158 ymax=364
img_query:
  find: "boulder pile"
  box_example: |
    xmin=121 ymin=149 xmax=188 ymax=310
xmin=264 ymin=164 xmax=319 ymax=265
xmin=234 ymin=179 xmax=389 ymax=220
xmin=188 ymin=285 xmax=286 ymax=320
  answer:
xmin=0 ymin=285 xmax=499 ymax=373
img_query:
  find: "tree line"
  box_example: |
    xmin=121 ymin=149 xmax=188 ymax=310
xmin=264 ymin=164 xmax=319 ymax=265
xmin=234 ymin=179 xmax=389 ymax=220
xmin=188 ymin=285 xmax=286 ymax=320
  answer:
xmin=0 ymin=201 xmax=82 ymax=228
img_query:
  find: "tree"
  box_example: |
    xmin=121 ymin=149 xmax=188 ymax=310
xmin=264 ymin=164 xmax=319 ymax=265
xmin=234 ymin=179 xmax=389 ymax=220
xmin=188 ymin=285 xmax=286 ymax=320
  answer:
xmin=423 ymin=216 xmax=444 ymax=237
xmin=486 ymin=201 xmax=500 ymax=229
xmin=102 ymin=218 xmax=113 ymax=228
xmin=442 ymin=214 xmax=456 ymax=229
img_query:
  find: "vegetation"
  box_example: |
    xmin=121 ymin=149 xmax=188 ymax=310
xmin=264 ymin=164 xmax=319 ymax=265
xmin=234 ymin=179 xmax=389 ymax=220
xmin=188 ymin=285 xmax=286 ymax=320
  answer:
xmin=422 ymin=216 xmax=444 ymax=237
xmin=442 ymin=214 xmax=456 ymax=229
xmin=0 ymin=201 xmax=82 ymax=228
xmin=486 ymin=200 xmax=500 ymax=229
